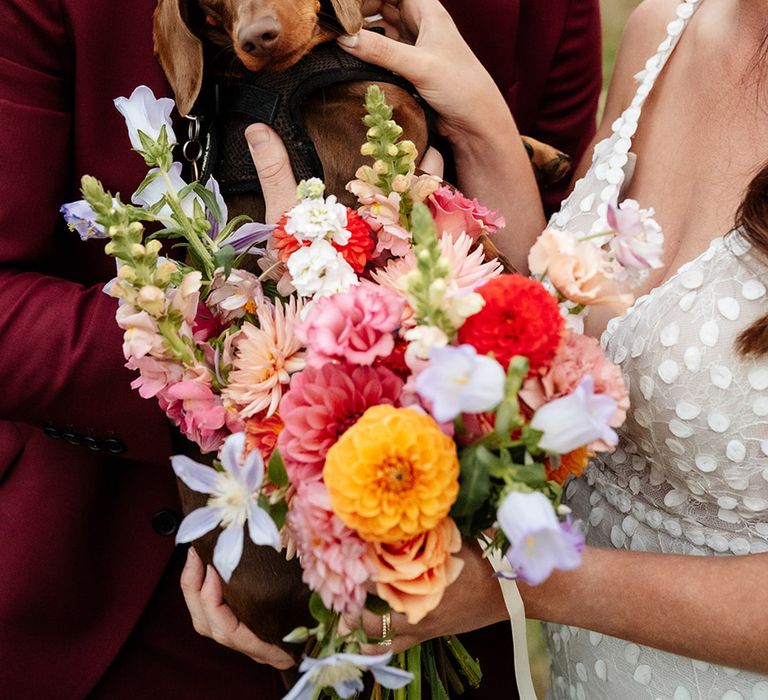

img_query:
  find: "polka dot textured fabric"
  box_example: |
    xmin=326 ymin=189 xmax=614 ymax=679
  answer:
xmin=543 ymin=0 xmax=768 ymax=697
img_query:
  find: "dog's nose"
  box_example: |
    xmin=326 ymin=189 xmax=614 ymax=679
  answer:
xmin=238 ymin=17 xmax=281 ymax=54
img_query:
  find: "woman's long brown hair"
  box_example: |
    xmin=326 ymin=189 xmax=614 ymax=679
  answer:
xmin=735 ymin=164 xmax=768 ymax=356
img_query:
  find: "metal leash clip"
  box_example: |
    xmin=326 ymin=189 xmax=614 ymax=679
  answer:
xmin=182 ymin=114 xmax=204 ymax=182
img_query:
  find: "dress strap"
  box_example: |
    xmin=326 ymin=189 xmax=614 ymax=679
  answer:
xmin=549 ymin=0 xmax=704 ymax=236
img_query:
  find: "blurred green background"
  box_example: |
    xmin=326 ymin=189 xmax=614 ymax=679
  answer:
xmin=525 ymin=0 xmax=641 ymax=696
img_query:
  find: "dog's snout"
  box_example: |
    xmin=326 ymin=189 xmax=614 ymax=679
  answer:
xmin=238 ymin=17 xmax=282 ymax=55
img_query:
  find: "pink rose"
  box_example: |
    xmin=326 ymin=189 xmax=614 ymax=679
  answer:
xmin=520 ymin=330 xmax=629 ymax=451
xmin=428 ymin=185 xmax=505 ymax=242
xmin=297 ymin=283 xmax=404 ymax=367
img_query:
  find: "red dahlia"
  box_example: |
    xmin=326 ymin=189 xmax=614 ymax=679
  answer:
xmin=272 ymin=209 xmax=375 ymax=274
xmin=457 ymin=274 xmax=564 ymax=374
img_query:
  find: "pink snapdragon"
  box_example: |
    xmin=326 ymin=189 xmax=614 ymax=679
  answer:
xmin=298 ymin=284 xmax=404 ymax=367
xmin=161 ymin=379 xmax=229 ymax=453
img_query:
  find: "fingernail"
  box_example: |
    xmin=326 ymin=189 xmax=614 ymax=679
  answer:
xmin=245 ymin=124 xmax=270 ymax=147
xmin=337 ymin=33 xmax=359 ymax=48
xmin=187 ymin=547 xmax=198 ymax=561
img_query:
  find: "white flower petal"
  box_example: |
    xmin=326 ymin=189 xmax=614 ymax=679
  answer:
xmin=176 ymin=506 xmax=221 ymax=543
xmin=282 ymin=672 xmax=312 ymax=700
xmin=219 ymin=432 xmax=248 ymax=480
xmin=242 ymin=447 xmax=266 ymax=493
xmin=368 ymin=665 xmax=414 ymax=689
xmin=213 ymin=522 xmax=245 ymax=582
xmin=247 ymin=501 xmax=281 ymax=549
xmin=171 ymin=455 xmax=219 ymax=493
xmin=497 ymin=491 xmax=560 ymax=545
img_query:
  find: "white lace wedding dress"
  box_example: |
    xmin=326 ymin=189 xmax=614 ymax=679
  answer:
xmin=542 ymin=0 xmax=768 ymax=697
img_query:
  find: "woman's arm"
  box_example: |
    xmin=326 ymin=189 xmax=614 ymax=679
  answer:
xmin=342 ymin=0 xmax=545 ymax=272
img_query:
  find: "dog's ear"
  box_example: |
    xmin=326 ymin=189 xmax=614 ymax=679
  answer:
xmin=153 ymin=0 xmax=204 ymax=116
xmin=328 ymin=0 xmax=364 ymax=35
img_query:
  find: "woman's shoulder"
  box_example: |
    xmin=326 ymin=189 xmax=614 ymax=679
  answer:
xmin=599 ymin=0 xmax=685 ymax=131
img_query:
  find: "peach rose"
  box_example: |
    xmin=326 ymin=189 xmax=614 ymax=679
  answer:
xmin=368 ymin=518 xmax=464 ymax=624
xmin=528 ymin=228 xmax=633 ymax=312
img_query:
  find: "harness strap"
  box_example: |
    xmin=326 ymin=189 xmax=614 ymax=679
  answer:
xmin=190 ymin=42 xmax=436 ymax=194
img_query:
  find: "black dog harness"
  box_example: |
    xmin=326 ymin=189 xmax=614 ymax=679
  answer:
xmin=186 ymin=42 xmax=437 ymax=194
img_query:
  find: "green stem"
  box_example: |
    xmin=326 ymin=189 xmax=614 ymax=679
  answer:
xmin=445 ymin=636 xmax=483 ymax=688
xmin=160 ymin=169 xmax=215 ymax=278
xmin=405 ymin=646 xmax=422 ymax=700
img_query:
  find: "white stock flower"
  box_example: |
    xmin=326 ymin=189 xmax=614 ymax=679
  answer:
xmin=172 ymin=432 xmax=281 ymax=582
xmin=529 ymin=375 xmax=618 ymax=454
xmin=403 ymin=325 xmax=449 ymax=360
xmin=287 ymin=239 xmax=357 ymax=298
xmin=285 ymin=195 xmax=350 ymax=245
xmin=114 ymin=85 xmax=177 ymax=152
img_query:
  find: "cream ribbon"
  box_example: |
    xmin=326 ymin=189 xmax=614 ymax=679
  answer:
xmin=485 ymin=547 xmax=539 ymax=700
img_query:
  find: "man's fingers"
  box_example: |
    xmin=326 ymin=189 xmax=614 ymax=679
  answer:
xmin=244 ymin=124 xmax=297 ymax=224
xmin=180 ymin=548 xmax=211 ymax=637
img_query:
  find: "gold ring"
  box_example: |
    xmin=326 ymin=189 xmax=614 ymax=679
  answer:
xmin=379 ymin=610 xmax=393 ymax=646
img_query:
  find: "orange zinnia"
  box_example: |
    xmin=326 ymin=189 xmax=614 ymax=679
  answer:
xmin=323 ymin=405 xmax=459 ymax=543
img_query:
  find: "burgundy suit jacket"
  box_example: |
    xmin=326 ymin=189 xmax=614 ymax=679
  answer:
xmin=0 ymin=0 xmax=599 ymax=696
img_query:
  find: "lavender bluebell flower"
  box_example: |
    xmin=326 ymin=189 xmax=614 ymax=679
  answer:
xmin=114 ymin=85 xmax=177 ymax=152
xmin=60 ymin=199 xmax=106 ymax=240
xmin=529 ymin=375 xmax=618 ymax=454
xmin=415 ymin=344 xmax=505 ymax=423
xmin=497 ymin=491 xmax=584 ymax=585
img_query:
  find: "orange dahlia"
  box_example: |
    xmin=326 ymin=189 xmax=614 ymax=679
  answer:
xmin=323 ymin=405 xmax=459 ymax=543
xmin=546 ymin=446 xmax=594 ymax=485
xmin=457 ymin=274 xmax=564 ymax=374
xmin=244 ymin=411 xmax=284 ymax=462
xmin=272 ymin=209 xmax=375 ymax=274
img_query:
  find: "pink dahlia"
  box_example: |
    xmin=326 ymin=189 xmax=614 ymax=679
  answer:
xmin=288 ymin=481 xmax=374 ymax=617
xmin=428 ymin=185 xmax=505 ymax=242
xmin=297 ymin=283 xmax=404 ymax=367
xmin=520 ymin=330 xmax=629 ymax=451
xmin=277 ymin=363 xmax=403 ymax=483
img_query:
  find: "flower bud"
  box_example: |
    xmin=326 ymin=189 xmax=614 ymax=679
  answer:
xmin=391 ymin=174 xmax=410 ymax=193
xmin=387 ymin=144 xmax=399 ymax=157
xmin=137 ymin=284 xmax=165 ymax=316
xmin=146 ymin=239 xmax=163 ymax=256
xmin=373 ymin=160 xmax=388 ymax=175
xmin=360 ymin=142 xmax=376 ymax=157
xmin=117 ymin=265 xmax=137 ymax=281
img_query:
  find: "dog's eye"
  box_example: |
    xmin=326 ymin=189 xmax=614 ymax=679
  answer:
xmin=205 ymin=14 xmax=221 ymax=26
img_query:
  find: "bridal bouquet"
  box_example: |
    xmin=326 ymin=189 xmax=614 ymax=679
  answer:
xmin=64 ymin=84 xmax=661 ymax=699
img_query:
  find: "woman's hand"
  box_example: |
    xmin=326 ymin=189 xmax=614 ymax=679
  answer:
xmin=180 ymin=548 xmax=296 ymax=669
xmin=344 ymin=0 xmax=513 ymax=145
xmin=345 ymin=539 xmax=509 ymax=654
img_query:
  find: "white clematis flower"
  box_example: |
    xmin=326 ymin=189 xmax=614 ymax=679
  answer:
xmin=172 ymin=432 xmax=281 ymax=582
xmin=114 ymin=85 xmax=177 ymax=152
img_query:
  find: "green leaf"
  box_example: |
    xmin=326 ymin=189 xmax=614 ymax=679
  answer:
xmin=133 ymin=170 xmax=160 ymax=198
xmin=216 ymin=214 xmax=254 ymax=244
xmin=450 ymin=445 xmax=492 ymax=522
xmin=267 ymin=449 xmax=289 ymax=487
xmin=309 ymin=592 xmax=332 ymax=625
xmin=364 ymin=594 xmax=391 ymax=616
xmin=214 ymin=245 xmax=236 ymax=278
xmin=268 ymin=500 xmax=288 ymax=530
xmin=494 ymin=398 xmax=518 ymax=438
xmin=193 ymin=181 xmax=224 ymax=224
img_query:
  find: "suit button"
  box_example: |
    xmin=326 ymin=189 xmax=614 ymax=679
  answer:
xmin=43 ymin=424 xmax=62 ymax=439
xmin=62 ymin=430 xmax=82 ymax=446
xmin=152 ymin=510 xmax=180 ymax=537
xmin=82 ymin=436 xmax=101 ymax=451
xmin=103 ymin=438 xmax=127 ymax=455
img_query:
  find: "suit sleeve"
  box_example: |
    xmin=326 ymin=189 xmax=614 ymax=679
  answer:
xmin=532 ymin=0 xmax=603 ymax=214
xmin=0 ymin=0 xmax=172 ymax=465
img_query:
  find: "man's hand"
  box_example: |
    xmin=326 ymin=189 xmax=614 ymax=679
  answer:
xmin=244 ymin=123 xmax=298 ymax=223
xmin=180 ymin=548 xmax=296 ymax=669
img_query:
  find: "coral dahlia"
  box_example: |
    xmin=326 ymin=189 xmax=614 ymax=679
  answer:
xmin=277 ymin=363 xmax=403 ymax=483
xmin=457 ymin=274 xmax=564 ymax=374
